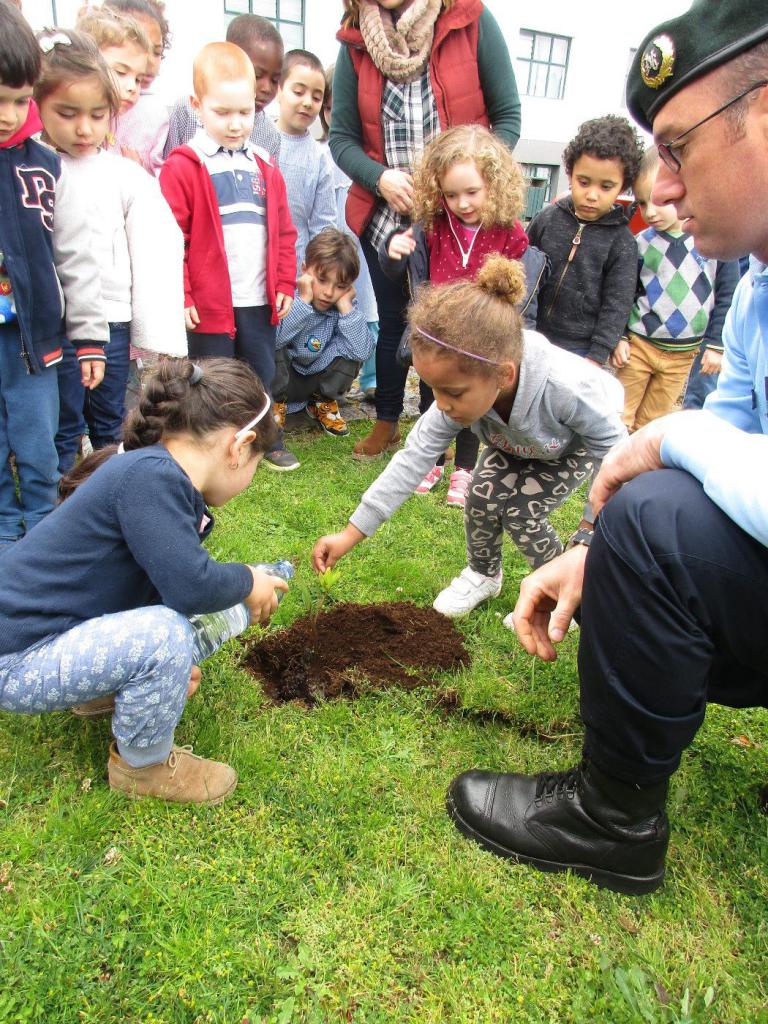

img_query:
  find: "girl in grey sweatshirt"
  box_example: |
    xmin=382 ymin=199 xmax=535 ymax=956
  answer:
xmin=313 ymin=256 xmax=626 ymax=622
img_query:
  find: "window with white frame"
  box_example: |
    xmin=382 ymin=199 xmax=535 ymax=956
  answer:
xmin=516 ymin=30 xmax=570 ymax=100
xmin=224 ymin=0 xmax=305 ymax=50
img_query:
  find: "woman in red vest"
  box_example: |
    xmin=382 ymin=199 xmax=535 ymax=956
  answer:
xmin=329 ymin=0 xmax=521 ymax=458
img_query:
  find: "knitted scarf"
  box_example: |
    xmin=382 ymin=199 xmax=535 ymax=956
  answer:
xmin=358 ymin=0 xmax=443 ymax=83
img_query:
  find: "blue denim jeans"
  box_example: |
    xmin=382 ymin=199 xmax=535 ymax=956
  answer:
xmin=56 ymin=324 xmax=131 ymax=473
xmin=0 ymin=606 xmax=195 ymax=767
xmin=0 ymin=323 xmax=60 ymax=540
xmin=682 ymin=349 xmax=719 ymax=410
xmin=359 ymin=322 xmax=379 ymax=393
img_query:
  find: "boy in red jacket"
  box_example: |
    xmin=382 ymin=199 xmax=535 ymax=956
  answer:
xmin=160 ymin=42 xmax=299 ymax=470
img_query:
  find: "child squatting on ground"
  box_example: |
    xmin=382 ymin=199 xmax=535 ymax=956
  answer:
xmin=274 ymin=229 xmax=375 ymax=437
xmin=612 ymin=146 xmax=739 ymax=430
xmin=0 ymin=359 xmax=289 ymax=805
xmin=35 ymin=28 xmax=186 ymax=471
xmin=160 ymin=41 xmax=299 ymax=471
xmin=527 ymin=115 xmax=643 ymax=366
xmin=0 ymin=3 xmax=108 ymax=549
xmin=379 ymin=124 xmax=547 ymax=506
xmin=313 ymin=256 xmax=627 ymax=624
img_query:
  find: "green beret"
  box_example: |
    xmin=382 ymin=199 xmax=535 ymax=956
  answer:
xmin=626 ymin=0 xmax=768 ymax=132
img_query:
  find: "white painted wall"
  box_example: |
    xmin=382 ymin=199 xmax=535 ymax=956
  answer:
xmin=25 ymin=0 xmax=691 ymax=182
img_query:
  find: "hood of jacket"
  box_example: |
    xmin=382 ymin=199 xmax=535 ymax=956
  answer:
xmin=0 ymin=100 xmax=43 ymax=150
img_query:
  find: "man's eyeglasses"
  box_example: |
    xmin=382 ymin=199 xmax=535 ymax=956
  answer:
xmin=657 ymin=80 xmax=768 ymax=174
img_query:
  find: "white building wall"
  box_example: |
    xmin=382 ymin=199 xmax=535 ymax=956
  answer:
xmin=25 ymin=0 xmax=691 ymax=189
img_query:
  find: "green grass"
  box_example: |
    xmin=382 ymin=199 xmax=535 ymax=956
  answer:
xmin=1 ymin=421 xmax=766 ymax=1024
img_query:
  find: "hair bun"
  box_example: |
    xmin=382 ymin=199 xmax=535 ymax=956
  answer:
xmin=475 ymin=254 xmax=526 ymax=307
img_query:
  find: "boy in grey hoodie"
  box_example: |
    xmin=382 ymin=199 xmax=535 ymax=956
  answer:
xmin=528 ymin=116 xmax=643 ymax=366
xmin=313 ymin=257 xmax=626 ymax=624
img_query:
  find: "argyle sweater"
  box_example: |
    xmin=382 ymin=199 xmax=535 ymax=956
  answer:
xmin=627 ymin=228 xmax=739 ymax=352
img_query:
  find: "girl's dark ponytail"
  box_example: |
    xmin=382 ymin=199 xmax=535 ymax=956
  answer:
xmin=123 ymin=357 xmax=277 ymax=452
xmin=59 ymin=358 xmax=276 ymax=500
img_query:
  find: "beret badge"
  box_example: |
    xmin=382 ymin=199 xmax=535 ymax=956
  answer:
xmin=640 ymin=33 xmax=675 ymax=90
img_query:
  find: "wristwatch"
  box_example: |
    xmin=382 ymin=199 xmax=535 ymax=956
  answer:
xmin=566 ymin=526 xmax=595 ymax=550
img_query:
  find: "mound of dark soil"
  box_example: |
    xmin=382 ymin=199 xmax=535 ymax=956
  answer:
xmin=244 ymin=601 xmax=469 ymax=705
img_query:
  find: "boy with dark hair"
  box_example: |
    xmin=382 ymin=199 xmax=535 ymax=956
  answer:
xmin=276 ymin=48 xmax=337 ymax=274
xmin=613 ymin=146 xmax=739 ymax=430
xmin=163 ymin=14 xmax=283 ymax=161
xmin=0 ymin=1 xmax=108 ymax=546
xmin=274 ymin=228 xmax=374 ymax=437
xmin=528 ymin=115 xmax=643 ymax=366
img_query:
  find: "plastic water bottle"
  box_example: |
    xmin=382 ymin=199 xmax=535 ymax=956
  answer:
xmin=189 ymin=561 xmax=294 ymax=661
xmin=189 ymin=603 xmax=250 ymax=662
xmin=249 ymin=559 xmax=295 ymax=603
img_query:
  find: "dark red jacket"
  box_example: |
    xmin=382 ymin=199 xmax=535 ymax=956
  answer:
xmin=159 ymin=145 xmax=297 ymax=335
xmin=336 ymin=0 xmax=489 ymax=235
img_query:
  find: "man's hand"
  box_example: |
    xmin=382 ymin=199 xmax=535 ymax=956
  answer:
xmin=336 ymin=283 xmax=356 ymax=315
xmin=81 ymin=359 xmax=105 ymax=389
xmin=275 ymin=292 xmax=293 ymax=320
xmin=377 ymin=169 xmax=414 ymax=214
xmin=312 ymin=523 xmax=365 ymax=573
xmin=512 ymin=545 xmax=588 ymax=661
xmin=387 ymin=227 xmax=417 ymax=261
xmin=589 ymin=414 xmax=676 ymax=517
xmin=700 ymin=348 xmax=723 ymax=375
xmin=296 ymin=272 xmax=314 ymax=304
xmin=185 ymin=305 xmax=200 ymax=332
xmin=610 ymin=337 xmax=631 ymax=369
xmin=244 ymin=569 xmax=289 ymax=625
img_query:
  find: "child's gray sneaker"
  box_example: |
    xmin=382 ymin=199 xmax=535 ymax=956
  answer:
xmin=433 ymin=567 xmax=502 ymax=617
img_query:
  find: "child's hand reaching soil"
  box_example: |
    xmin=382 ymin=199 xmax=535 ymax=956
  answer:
xmin=312 ymin=524 xmax=366 ymax=573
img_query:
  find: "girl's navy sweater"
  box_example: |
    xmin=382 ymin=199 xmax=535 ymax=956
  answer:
xmin=0 ymin=447 xmax=253 ymax=656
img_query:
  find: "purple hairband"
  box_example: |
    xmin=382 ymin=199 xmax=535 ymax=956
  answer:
xmin=415 ymin=327 xmax=504 ymax=365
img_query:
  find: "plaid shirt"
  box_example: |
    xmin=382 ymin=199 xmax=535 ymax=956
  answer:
xmin=366 ymin=71 xmax=440 ymax=250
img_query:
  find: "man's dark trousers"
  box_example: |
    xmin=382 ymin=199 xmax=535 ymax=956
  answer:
xmin=579 ymin=468 xmax=768 ymax=785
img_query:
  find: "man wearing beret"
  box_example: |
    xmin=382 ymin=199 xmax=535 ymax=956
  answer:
xmin=445 ymin=0 xmax=768 ymax=895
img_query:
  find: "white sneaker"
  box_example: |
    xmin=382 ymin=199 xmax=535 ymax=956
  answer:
xmin=433 ymin=567 xmax=502 ymax=617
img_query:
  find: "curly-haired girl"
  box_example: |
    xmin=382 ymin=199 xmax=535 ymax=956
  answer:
xmin=314 ymin=256 xmax=625 ymax=623
xmin=378 ymin=125 xmax=547 ymax=508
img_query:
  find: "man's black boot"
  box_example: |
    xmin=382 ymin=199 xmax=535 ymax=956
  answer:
xmin=446 ymin=760 xmax=669 ymax=895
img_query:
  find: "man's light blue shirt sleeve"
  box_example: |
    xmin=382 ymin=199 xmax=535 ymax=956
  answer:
xmin=660 ymin=269 xmax=768 ymax=546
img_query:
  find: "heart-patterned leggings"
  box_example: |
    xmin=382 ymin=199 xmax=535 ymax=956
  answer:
xmin=465 ymin=446 xmax=595 ymax=572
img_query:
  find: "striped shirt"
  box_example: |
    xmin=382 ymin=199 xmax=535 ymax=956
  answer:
xmin=190 ymin=130 xmax=267 ymax=307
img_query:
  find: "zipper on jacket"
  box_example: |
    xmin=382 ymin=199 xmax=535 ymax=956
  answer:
xmin=521 ymin=257 xmax=548 ymax=318
xmin=545 ymin=224 xmax=585 ymax=318
xmin=447 ymin=213 xmax=481 ymax=269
